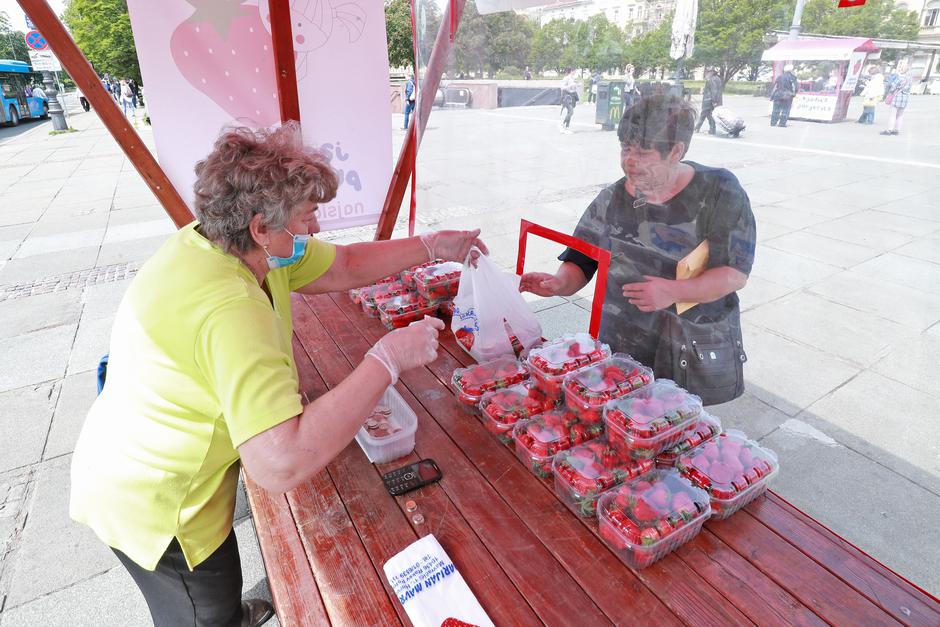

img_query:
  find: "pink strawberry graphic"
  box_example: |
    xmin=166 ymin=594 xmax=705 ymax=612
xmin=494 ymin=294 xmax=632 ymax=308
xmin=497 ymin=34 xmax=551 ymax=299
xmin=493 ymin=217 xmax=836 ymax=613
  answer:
xmin=170 ymin=0 xmax=295 ymax=126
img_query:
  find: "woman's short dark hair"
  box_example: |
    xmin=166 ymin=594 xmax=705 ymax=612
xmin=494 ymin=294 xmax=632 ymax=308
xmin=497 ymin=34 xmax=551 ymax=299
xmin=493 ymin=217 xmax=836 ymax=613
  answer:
xmin=617 ymin=94 xmax=697 ymax=159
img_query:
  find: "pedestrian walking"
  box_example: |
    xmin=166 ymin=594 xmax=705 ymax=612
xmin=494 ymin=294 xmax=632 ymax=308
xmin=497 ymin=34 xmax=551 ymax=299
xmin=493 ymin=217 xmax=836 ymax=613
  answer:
xmin=624 ymin=64 xmax=639 ymax=109
xmin=559 ymin=67 xmax=579 ymax=134
xmin=120 ymin=79 xmax=136 ymax=118
xmin=524 ymin=66 xmax=532 ymax=81
xmin=128 ymin=78 xmax=140 ymax=109
xmin=403 ymin=72 xmax=416 ymax=130
xmin=770 ymin=64 xmax=798 ymax=127
xmin=695 ymin=68 xmax=723 ymax=134
xmin=589 ymin=71 xmax=600 ymax=104
xmin=881 ymin=61 xmax=912 ymax=136
xmin=857 ymin=66 xmax=883 ymax=124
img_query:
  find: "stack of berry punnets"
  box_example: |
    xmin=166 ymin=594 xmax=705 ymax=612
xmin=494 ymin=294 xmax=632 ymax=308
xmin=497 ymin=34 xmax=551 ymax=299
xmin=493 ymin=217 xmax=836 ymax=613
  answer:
xmin=360 ymin=280 xmax=413 ymax=317
xmin=526 ymin=333 xmax=611 ymax=400
xmin=655 ymin=413 xmax=722 ymax=467
xmin=563 ymin=354 xmax=653 ymax=424
xmin=553 ymin=437 xmax=654 ymax=517
xmin=350 ymin=271 xmax=403 ymax=304
xmin=414 ymin=261 xmax=463 ymax=301
xmin=513 ymin=409 xmax=605 ymax=477
xmin=676 ymin=429 xmax=779 ymax=520
xmin=479 ymin=382 xmax=557 ymax=444
xmin=451 ymin=356 xmax=529 ymax=414
xmin=597 ymin=469 xmax=710 ymax=569
xmin=604 ymin=380 xmax=703 ymax=460
xmin=377 ymin=292 xmax=439 ymax=330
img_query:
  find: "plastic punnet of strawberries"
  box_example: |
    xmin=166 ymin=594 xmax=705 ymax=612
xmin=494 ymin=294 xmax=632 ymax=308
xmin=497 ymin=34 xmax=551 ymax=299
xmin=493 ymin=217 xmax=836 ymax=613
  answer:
xmin=479 ymin=383 xmax=557 ymax=444
xmin=360 ymin=280 xmax=413 ymax=317
xmin=526 ymin=333 xmax=611 ymax=400
xmin=401 ymin=260 xmax=440 ymax=288
xmin=414 ymin=261 xmax=463 ymax=301
xmin=451 ymin=356 xmax=530 ymax=413
xmin=675 ymin=429 xmax=779 ymax=520
xmin=603 ymin=380 xmax=703 ymax=460
xmin=552 ymin=437 xmax=654 ymax=518
xmin=655 ymin=413 xmax=722 ymax=468
xmin=513 ymin=409 xmax=604 ymax=478
xmin=562 ymin=354 xmax=653 ymax=423
xmin=596 ymin=468 xmax=710 ymax=569
xmin=377 ymin=292 xmax=437 ymax=330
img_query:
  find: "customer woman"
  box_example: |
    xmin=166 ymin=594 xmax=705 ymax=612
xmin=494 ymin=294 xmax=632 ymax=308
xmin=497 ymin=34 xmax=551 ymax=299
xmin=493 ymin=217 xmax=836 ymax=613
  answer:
xmin=881 ymin=60 xmax=913 ymax=136
xmin=70 ymin=123 xmax=487 ymax=627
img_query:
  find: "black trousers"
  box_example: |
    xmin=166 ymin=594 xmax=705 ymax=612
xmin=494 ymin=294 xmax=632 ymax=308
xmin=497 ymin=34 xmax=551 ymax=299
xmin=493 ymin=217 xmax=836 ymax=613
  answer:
xmin=696 ymin=106 xmax=716 ymax=133
xmin=770 ymin=99 xmax=793 ymax=126
xmin=113 ymin=529 xmax=244 ymax=627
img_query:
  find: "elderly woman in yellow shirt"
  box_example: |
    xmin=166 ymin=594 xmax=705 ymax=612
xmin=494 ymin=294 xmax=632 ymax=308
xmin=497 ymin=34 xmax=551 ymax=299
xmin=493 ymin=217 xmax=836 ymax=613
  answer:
xmin=69 ymin=124 xmax=487 ymax=627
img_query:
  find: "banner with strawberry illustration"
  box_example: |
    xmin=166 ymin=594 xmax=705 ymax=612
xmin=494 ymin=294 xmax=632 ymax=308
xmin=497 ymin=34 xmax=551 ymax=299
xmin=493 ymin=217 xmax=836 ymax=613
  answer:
xmin=126 ymin=0 xmax=392 ymax=231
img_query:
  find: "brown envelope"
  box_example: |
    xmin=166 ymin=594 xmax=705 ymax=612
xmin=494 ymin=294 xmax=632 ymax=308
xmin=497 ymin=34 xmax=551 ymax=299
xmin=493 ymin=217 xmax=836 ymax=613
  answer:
xmin=675 ymin=240 xmax=709 ymax=315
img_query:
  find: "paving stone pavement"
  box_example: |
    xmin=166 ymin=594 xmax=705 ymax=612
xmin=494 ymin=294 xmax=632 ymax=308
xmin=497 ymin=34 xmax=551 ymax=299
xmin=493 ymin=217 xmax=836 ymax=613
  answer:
xmin=0 ymin=91 xmax=938 ymax=625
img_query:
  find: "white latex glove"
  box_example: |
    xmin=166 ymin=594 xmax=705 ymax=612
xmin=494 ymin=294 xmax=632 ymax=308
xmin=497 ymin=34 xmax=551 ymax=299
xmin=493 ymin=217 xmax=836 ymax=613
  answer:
xmin=419 ymin=229 xmax=490 ymax=265
xmin=366 ymin=316 xmax=445 ymax=384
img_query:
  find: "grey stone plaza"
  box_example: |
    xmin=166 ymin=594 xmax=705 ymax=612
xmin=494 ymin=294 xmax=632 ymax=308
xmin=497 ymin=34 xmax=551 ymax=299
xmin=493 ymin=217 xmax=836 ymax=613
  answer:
xmin=0 ymin=91 xmax=937 ymax=624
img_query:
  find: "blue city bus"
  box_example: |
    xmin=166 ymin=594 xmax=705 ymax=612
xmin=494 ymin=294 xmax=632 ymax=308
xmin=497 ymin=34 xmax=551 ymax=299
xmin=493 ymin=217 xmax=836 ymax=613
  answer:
xmin=0 ymin=59 xmax=49 ymax=126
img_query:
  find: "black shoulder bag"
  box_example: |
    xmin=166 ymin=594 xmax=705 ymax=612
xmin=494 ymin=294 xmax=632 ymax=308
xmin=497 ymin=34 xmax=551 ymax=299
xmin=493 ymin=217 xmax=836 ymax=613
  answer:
xmin=652 ymin=182 xmax=747 ymax=406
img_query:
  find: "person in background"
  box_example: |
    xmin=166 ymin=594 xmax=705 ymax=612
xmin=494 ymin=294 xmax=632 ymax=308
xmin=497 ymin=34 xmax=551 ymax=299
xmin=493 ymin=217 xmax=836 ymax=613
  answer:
xmin=403 ymin=72 xmax=416 ymax=130
xmin=623 ymin=64 xmax=639 ymax=109
xmin=70 ymin=123 xmax=488 ymax=627
xmin=520 ymin=94 xmax=755 ymax=404
xmin=120 ymin=79 xmax=136 ymax=118
xmin=524 ymin=66 xmax=532 ymax=80
xmin=770 ymin=64 xmax=798 ymax=127
xmin=858 ymin=66 xmax=883 ymax=125
xmin=128 ymin=78 xmax=140 ymax=108
xmin=559 ymin=67 xmax=579 ymax=134
xmin=695 ymin=68 xmax=722 ymax=135
xmin=110 ymin=79 xmax=121 ymax=101
xmin=589 ymin=71 xmax=600 ymax=104
xmin=881 ymin=60 xmax=912 ymax=136
xmin=30 ymin=83 xmax=46 ymax=100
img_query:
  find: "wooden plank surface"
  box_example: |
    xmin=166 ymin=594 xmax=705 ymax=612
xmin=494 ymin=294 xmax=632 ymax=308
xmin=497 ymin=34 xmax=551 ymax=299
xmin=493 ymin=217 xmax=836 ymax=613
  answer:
xmin=250 ymin=289 xmax=940 ymax=627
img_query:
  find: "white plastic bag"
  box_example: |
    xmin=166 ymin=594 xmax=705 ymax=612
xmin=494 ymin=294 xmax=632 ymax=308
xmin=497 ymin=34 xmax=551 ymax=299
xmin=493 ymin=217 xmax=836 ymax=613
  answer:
xmin=451 ymin=249 xmax=542 ymax=362
xmin=384 ymin=534 xmax=494 ymax=627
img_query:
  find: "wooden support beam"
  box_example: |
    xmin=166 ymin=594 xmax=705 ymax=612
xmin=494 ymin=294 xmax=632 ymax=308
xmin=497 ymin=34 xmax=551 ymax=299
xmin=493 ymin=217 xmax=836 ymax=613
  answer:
xmin=268 ymin=0 xmax=301 ymax=124
xmin=374 ymin=0 xmax=466 ymax=241
xmin=16 ymin=0 xmax=194 ymax=229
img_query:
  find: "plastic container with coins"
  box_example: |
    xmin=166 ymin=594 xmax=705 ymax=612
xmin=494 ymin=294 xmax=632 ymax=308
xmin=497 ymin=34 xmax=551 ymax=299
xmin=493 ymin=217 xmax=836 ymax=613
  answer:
xmin=354 ymin=387 xmax=418 ymax=463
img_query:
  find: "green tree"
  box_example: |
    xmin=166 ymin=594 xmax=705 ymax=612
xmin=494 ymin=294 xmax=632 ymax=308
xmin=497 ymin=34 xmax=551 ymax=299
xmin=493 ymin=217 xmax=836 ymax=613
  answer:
xmin=691 ymin=0 xmax=790 ymax=84
xmin=626 ymin=16 xmax=672 ymax=77
xmin=385 ymin=0 xmax=442 ymax=69
xmin=453 ymin=1 xmax=488 ymax=76
xmin=529 ymin=19 xmax=568 ymax=72
xmin=583 ymin=14 xmax=626 ymax=72
xmin=485 ymin=11 xmax=534 ymax=74
xmin=801 ymin=0 xmax=919 ymax=42
xmin=62 ymin=0 xmax=141 ymax=82
xmin=0 ymin=12 xmax=30 ymax=62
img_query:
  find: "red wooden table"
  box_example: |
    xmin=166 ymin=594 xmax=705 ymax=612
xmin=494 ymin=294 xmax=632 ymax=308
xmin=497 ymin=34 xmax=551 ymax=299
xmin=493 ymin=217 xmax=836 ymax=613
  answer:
xmin=245 ymin=291 xmax=940 ymax=626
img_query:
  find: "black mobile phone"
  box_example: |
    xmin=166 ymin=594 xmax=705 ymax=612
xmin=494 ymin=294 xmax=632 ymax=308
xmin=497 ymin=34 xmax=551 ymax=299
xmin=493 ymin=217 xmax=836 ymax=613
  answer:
xmin=382 ymin=459 xmax=442 ymax=496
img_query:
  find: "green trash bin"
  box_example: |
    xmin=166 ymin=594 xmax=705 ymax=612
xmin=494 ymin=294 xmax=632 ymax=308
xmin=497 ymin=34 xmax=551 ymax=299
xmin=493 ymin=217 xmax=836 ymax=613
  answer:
xmin=595 ymin=80 xmax=625 ymax=131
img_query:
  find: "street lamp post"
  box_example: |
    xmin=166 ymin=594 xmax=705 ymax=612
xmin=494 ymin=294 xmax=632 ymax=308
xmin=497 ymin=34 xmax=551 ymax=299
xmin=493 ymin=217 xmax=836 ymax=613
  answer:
xmin=41 ymin=68 xmax=68 ymax=130
xmin=789 ymin=0 xmax=806 ymax=40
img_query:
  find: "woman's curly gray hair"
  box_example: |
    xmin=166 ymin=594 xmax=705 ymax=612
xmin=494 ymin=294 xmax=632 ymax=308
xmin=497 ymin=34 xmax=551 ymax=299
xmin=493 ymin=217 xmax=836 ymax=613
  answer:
xmin=193 ymin=122 xmax=338 ymax=254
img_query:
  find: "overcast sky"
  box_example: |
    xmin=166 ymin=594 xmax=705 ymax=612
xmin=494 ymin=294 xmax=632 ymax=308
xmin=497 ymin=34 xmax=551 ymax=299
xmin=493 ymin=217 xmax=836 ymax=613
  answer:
xmin=0 ymin=0 xmax=66 ymax=30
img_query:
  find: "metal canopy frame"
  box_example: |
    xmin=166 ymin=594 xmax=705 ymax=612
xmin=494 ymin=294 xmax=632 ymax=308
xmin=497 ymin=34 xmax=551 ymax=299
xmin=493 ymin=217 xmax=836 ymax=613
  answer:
xmin=15 ymin=0 xmax=462 ymax=241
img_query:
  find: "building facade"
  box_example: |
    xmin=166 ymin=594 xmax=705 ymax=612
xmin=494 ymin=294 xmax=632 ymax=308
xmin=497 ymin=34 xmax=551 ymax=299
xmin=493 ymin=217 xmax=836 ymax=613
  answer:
xmin=526 ymin=0 xmax=675 ymax=36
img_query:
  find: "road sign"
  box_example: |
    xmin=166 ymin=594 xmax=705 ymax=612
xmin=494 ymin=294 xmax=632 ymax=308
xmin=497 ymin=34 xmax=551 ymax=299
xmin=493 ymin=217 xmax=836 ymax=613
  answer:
xmin=24 ymin=30 xmax=48 ymax=51
xmin=25 ymin=15 xmax=36 ymax=30
xmin=28 ymin=50 xmax=61 ymax=72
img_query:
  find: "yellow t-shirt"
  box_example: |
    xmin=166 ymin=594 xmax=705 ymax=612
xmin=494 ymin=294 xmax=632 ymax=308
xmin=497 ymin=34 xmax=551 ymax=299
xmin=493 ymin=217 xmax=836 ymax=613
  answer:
xmin=69 ymin=222 xmax=335 ymax=571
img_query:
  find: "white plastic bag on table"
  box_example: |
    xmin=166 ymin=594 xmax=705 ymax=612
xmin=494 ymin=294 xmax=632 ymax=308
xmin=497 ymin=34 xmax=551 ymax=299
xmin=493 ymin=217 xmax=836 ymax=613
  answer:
xmin=451 ymin=248 xmax=542 ymax=362
xmin=384 ymin=534 xmax=494 ymax=627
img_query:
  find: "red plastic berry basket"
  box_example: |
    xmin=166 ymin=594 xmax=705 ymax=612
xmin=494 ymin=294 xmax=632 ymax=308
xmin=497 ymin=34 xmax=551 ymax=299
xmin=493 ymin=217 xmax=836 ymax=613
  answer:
xmin=401 ymin=260 xmax=439 ymax=288
xmin=413 ymin=261 xmax=462 ymax=301
xmin=377 ymin=292 xmax=438 ymax=330
xmin=513 ymin=409 xmax=603 ymax=478
xmin=450 ymin=356 xmax=530 ymax=414
xmin=526 ymin=332 xmax=611 ymax=400
xmin=603 ymin=380 xmax=703 ymax=460
xmin=676 ymin=429 xmax=779 ymax=520
xmin=553 ymin=437 xmax=654 ymax=518
xmin=655 ymin=413 xmax=722 ymax=468
xmin=479 ymin=382 xmax=557 ymax=445
xmin=562 ymin=354 xmax=653 ymax=424
xmin=596 ymin=469 xmax=710 ymax=569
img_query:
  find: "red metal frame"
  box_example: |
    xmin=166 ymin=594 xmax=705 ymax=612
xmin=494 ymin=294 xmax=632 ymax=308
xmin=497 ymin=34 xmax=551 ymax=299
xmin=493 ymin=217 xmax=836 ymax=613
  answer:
xmin=268 ymin=0 xmax=300 ymax=123
xmin=15 ymin=0 xmax=193 ymax=228
xmin=515 ymin=219 xmax=610 ymax=338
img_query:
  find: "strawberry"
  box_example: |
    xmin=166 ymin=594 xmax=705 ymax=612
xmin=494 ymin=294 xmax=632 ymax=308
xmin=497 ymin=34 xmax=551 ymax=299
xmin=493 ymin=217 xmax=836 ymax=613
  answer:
xmin=671 ymin=491 xmax=697 ymax=517
xmin=171 ymin=1 xmax=291 ymax=126
xmin=599 ymin=518 xmax=629 ymax=550
xmin=631 ymin=499 xmax=660 ymax=523
xmin=648 ymin=486 xmax=671 ymax=511
xmin=639 ymin=527 xmax=661 ymax=546
xmin=441 ymin=618 xmax=479 ymax=627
